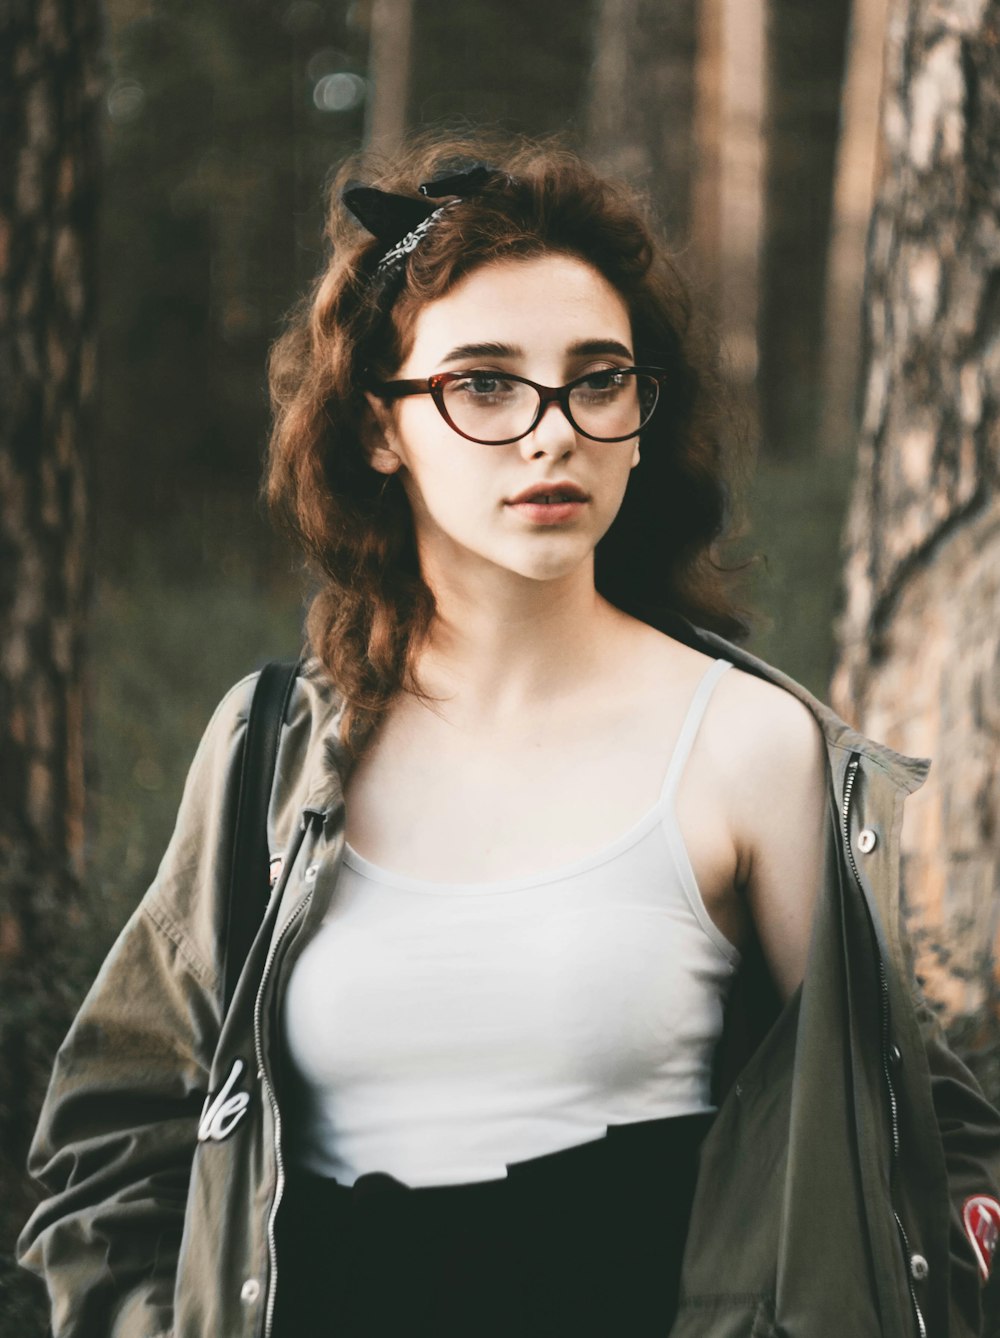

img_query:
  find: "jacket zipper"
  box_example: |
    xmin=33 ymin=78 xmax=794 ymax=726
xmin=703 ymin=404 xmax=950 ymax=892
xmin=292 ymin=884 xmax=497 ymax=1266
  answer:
xmin=252 ymin=809 xmax=321 ymax=1338
xmin=842 ymin=754 xmax=926 ymax=1338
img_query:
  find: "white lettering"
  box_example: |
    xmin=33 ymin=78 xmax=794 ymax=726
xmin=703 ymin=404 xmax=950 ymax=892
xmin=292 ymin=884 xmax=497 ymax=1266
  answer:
xmin=198 ymin=1058 xmax=251 ymax=1142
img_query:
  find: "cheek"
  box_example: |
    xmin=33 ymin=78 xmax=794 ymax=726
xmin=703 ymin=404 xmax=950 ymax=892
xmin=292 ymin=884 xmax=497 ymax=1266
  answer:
xmin=593 ymin=451 xmax=639 ymax=529
xmin=606 ymin=447 xmax=641 ymax=493
xmin=402 ymin=443 xmax=494 ymax=526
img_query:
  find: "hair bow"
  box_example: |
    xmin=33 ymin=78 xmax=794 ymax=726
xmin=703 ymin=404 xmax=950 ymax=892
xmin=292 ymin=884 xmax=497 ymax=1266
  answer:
xmin=341 ymin=162 xmax=505 ymax=278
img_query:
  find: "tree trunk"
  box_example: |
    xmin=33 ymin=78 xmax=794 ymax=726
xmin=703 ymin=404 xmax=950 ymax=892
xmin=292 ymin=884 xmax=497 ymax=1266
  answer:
xmin=819 ymin=0 xmax=891 ymax=458
xmin=758 ymin=0 xmax=852 ymax=459
xmin=714 ymin=0 xmax=766 ymax=392
xmin=0 ymin=0 xmax=101 ymax=1302
xmin=831 ymin=0 xmax=1000 ymax=1098
xmin=364 ymin=0 xmax=414 ymax=155
xmin=691 ymin=0 xmax=724 ymax=317
xmin=587 ymin=0 xmax=699 ymax=245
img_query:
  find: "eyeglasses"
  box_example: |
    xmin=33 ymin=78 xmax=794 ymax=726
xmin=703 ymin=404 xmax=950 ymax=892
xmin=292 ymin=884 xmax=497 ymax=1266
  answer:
xmin=368 ymin=366 xmax=666 ymax=445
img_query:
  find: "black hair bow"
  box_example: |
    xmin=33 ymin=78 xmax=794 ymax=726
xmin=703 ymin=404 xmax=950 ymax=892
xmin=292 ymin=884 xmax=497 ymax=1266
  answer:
xmin=341 ymin=162 xmax=504 ymax=274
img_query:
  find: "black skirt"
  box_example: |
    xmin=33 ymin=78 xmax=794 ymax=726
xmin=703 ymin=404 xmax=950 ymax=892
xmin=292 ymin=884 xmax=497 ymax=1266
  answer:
xmin=273 ymin=1110 xmax=713 ymax=1338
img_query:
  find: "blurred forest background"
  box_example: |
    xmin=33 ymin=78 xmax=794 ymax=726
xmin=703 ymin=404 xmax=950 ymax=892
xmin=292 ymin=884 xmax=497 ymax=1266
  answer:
xmin=3 ymin=0 xmax=1000 ymax=1328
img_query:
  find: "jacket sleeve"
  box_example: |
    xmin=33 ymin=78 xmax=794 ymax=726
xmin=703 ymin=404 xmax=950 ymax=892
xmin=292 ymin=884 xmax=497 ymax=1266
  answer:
xmin=15 ymin=676 xmax=255 ymax=1338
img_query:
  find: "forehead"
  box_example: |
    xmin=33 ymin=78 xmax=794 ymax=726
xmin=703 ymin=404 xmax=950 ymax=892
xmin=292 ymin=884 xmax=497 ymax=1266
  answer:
xmin=404 ymin=254 xmax=633 ymax=356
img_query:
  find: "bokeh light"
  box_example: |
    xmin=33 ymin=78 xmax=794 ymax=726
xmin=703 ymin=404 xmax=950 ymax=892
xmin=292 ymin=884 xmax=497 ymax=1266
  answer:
xmin=106 ymin=79 xmax=145 ymax=124
xmin=312 ymin=71 xmax=367 ymax=113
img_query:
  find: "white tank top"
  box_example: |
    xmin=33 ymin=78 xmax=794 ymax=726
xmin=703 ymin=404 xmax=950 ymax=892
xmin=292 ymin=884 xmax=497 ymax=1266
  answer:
xmin=282 ymin=656 xmax=739 ymax=1188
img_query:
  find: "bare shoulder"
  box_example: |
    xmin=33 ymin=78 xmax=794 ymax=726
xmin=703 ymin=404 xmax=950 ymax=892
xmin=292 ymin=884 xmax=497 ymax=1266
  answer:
xmin=699 ymin=662 xmax=830 ymax=850
xmin=709 ymin=663 xmax=828 ymax=775
xmin=615 ymin=617 xmax=829 ymax=784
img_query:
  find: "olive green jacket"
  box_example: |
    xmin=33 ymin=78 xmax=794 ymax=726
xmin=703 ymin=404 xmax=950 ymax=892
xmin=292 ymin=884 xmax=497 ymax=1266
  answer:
xmin=17 ymin=614 xmax=1000 ymax=1337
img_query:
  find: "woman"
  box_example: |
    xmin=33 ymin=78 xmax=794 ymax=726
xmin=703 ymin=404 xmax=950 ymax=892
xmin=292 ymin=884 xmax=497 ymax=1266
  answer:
xmin=18 ymin=137 xmax=1000 ymax=1338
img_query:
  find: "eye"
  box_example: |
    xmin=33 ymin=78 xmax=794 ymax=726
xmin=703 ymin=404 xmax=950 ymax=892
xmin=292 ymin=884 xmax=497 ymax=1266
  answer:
xmin=573 ymin=368 xmax=631 ymax=398
xmin=452 ymin=370 xmax=518 ymax=398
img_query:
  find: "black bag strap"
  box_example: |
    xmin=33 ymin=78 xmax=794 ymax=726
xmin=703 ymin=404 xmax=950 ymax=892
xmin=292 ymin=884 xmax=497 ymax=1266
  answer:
xmin=223 ymin=659 xmax=300 ymax=1015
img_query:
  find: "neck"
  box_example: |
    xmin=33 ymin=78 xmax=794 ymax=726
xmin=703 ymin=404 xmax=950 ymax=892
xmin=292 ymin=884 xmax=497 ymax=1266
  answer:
xmin=413 ymin=556 xmax=621 ymax=727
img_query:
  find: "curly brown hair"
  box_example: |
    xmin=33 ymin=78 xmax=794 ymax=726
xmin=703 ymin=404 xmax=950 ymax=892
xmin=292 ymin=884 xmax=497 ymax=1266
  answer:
xmin=266 ymin=132 xmax=752 ymax=758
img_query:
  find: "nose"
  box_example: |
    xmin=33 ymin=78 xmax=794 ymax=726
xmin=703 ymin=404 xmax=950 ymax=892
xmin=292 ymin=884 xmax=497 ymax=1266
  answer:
xmin=517 ymin=397 xmax=577 ymax=461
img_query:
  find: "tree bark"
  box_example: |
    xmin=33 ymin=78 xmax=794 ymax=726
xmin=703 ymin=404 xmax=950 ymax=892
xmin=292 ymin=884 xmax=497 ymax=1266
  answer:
xmin=0 ymin=0 xmax=101 ymax=1292
xmin=832 ymin=0 xmax=1000 ymax=1095
xmin=758 ymin=0 xmax=852 ymax=458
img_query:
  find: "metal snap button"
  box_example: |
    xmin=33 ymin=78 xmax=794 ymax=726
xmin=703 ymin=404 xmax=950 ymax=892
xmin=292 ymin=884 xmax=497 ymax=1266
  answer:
xmin=910 ymin=1254 xmax=929 ymax=1281
xmin=305 ymin=863 xmax=319 ymax=881
xmin=857 ymin=827 xmax=878 ymax=853
xmin=240 ymin=1278 xmax=261 ymax=1304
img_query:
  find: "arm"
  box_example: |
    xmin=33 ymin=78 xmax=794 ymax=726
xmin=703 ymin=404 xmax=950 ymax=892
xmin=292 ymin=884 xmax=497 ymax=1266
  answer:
xmin=726 ymin=679 xmax=829 ymax=1005
xmin=16 ymin=677 xmax=254 ymax=1338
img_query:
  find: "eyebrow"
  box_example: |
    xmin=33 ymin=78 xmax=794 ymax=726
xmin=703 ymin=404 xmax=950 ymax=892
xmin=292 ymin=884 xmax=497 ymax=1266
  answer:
xmin=440 ymin=341 xmax=522 ymax=363
xmin=439 ymin=338 xmax=635 ymax=364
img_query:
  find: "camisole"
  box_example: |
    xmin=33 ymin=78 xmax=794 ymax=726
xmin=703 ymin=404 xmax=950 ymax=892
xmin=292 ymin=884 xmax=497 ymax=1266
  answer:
xmin=281 ymin=656 xmax=740 ymax=1189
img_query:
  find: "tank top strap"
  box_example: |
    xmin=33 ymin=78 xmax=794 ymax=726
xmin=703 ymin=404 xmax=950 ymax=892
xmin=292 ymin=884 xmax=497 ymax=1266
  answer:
xmin=658 ymin=658 xmax=733 ymax=804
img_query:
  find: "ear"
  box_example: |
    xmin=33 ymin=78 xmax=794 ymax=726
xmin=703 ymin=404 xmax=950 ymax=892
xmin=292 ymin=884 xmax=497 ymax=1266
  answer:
xmin=369 ymin=441 xmax=403 ymax=476
xmin=363 ymin=392 xmax=403 ymax=475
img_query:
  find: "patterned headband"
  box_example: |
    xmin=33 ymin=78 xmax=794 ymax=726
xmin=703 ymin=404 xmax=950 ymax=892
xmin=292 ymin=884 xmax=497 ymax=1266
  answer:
xmin=341 ymin=162 xmax=508 ymax=284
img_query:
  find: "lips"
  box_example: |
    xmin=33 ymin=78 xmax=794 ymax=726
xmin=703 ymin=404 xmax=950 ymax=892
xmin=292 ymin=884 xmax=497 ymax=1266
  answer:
xmin=504 ymin=482 xmax=589 ymax=527
xmin=506 ymin=482 xmax=590 ymax=505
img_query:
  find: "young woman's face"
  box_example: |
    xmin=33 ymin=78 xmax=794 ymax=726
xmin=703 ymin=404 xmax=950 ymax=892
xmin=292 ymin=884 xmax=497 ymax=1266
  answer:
xmin=367 ymin=253 xmax=642 ymax=588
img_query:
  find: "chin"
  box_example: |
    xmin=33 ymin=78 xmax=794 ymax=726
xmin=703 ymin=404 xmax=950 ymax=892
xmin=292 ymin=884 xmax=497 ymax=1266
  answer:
xmin=502 ymin=547 xmax=594 ymax=584
xmin=522 ymin=528 xmax=605 ymax=574
xmin=421 ymin=525 xmax=595 ymax=586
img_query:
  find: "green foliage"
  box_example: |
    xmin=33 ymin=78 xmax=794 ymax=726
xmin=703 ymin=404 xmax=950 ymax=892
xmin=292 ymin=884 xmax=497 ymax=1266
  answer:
xmin=88 ymin=517 xmax=305 ymax=946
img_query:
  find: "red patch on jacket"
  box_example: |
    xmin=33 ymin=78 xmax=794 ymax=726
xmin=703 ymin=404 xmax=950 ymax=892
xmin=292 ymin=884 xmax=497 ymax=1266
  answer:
xmin=963 ymin=1194 xmax=1000 ymax=1282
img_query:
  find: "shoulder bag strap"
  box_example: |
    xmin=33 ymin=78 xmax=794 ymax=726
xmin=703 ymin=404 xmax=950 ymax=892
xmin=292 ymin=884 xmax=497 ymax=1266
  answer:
xmin=223 ymin=659 xmax=300 ymax=1015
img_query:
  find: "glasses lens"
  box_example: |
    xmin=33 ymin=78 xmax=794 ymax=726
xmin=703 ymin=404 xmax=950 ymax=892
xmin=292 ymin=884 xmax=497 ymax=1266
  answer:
xmin=567 ymin=370 xmax=658 ymax=440
xmin=441 ymin=373 xmax=540 ymax=443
